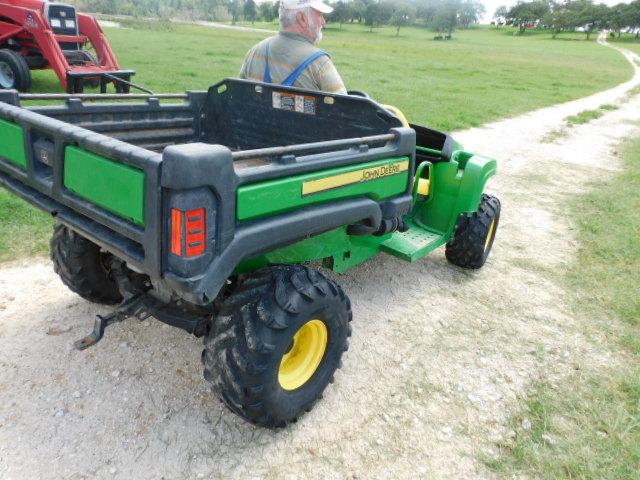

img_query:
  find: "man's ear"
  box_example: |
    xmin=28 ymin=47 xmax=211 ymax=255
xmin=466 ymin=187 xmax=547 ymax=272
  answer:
xmin=296 ymin=10 xmax=308 ymax=28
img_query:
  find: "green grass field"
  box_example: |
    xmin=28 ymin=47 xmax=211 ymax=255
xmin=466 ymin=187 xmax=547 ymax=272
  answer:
xmin=0 ymin=23 xmax=634 ymax=262
xmin=30 ymin=23 xmax=631 ymax=132
xmin=486 ymin=138 xmax=640 ymax=479
xmin=609 ymin=33 xmax=640 ymax=56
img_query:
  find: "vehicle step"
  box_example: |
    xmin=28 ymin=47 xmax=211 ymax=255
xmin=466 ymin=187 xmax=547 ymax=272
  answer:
xmin=381 ymin=221 xmax=445 ymax=262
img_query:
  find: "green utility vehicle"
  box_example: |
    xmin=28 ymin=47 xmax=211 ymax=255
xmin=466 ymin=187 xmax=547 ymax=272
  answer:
xmin=0 ymin=80 xmax=500 ymax=427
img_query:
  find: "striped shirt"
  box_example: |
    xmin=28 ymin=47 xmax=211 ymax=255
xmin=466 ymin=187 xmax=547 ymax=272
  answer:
xmin=239 ymin=32 xmax=346 ymax=94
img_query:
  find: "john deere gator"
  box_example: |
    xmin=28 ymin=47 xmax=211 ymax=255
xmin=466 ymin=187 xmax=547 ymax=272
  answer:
xmin=0 ymin=80 xmax=500 ymax=427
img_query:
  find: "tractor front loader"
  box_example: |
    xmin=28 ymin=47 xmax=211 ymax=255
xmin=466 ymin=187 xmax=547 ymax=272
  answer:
xmin=0 ymin=0 xmax=135 ymax=93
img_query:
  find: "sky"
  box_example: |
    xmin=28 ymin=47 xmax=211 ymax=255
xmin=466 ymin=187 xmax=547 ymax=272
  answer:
xmin=481 ymin=0 xmax=633 ymax=23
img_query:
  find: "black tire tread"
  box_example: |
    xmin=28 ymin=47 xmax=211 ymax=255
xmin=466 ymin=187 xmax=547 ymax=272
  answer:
xmin=445 ymin=193 xmax=501 ymax=269
xmin=203 ymin=265 xmax=352 ymax=428
xmin=50 ymin=224 xmax=122 ymax=305
xmin=0 ymin=49 xmax=31 ymax=92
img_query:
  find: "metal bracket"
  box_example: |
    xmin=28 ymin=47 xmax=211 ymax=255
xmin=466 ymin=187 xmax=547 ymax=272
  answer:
xmin=74 ymin=294 xmax=150 ymax=350
xmin=74 ymin=260 xmax=150 ymax=350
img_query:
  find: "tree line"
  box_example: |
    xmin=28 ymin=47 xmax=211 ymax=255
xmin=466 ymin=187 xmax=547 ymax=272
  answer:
xmin=72 ymin=0 xmax=486 ymax=36
xmin=495 ymin=0 xmax=640 ymax=39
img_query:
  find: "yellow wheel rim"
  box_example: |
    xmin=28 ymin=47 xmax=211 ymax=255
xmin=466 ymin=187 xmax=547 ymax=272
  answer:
xmin=484 ymin=218 xmax=496 ymax=252
xmin=278 ymin=319 xmax=328 ymax=391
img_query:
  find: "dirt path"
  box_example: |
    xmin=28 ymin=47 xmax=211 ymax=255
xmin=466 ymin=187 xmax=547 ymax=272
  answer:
xmin=1 ymin=38 xmax=639 ymax=480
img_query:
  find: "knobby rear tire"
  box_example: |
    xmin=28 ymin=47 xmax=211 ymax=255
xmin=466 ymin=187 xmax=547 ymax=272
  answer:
xmin=203 ymin=264 xmax=352 ymax=428
xmin=50 ymin=224 xmax=123 ymax=305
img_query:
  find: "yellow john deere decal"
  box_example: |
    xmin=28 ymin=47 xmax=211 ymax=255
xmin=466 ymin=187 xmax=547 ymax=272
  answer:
xmin=302 ymin=159 xmax=409 ymax=196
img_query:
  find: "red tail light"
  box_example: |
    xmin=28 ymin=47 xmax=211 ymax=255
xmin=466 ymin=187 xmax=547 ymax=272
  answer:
xmin=170 ymin=208 xmax=183 ymax=256
xmin=185 ymin=208 xmax=206 ymax=257
xmin=170 ymin=208 xmax=206 ymax=257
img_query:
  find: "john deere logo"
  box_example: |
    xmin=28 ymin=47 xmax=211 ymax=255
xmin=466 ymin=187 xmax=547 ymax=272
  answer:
xmin=302 ymin=159 xmax=409 ymax=196
xmin=359 ymin=163 xmax=401 ymax=181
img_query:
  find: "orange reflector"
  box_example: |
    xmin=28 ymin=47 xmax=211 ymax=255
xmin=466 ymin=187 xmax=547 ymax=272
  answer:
xmin=170 ymin=208 xmax=183 ymax=256
xmin=185 ymin=208 xmax=206 ymax=257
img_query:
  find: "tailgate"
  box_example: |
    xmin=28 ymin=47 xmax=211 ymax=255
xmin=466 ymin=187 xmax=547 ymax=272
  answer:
xmin=0 ymin=99 xmax=163 ymax=277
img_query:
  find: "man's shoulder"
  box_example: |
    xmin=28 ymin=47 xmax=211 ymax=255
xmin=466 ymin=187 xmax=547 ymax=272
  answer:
xmin=247 ymin=35 xmax=276 ymax=56
xmin=273 ymin=32 xmax=320 ymax=54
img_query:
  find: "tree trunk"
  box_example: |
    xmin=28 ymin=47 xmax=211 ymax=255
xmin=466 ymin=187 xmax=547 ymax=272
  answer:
xmin=396 ymin=25 xmax=400 ymax=36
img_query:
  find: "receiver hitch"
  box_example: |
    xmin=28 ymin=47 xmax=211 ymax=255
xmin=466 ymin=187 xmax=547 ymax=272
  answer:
xmin=74 ymin=260 xmax=150 ymax=350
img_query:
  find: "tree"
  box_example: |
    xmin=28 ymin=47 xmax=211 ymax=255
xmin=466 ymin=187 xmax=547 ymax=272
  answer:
xmin=243 ymin=0 xmax=257 ymax=24
xmin=573 ymin=0 xmax=607 ymax=40
xmin=415 ymin=0 xmax=439 ymax=26
xmin=542 ymin=1 xmax=575 ymax=38
xmin=330 ymin=1 xmax=351 ymax=28
xmin=431 ymin=0 xmax=459 ymax=36
xmin=364 ymin=1 xmax=393 ymax=32
xmin=349 ymin=0 xmax=367 ymax=23
xmin=259 ymin=1 xmax=277 ymax=22
xmin=605 ymin=3 xmax=629 ymax=37
xmin=390 ymin=2 xmax=417 ymax=35
xmin=493 ymin=5 xmax=508 ymax=26
xmin=458 ymin=0 xmax=485 ymax=28
xmin=226 ymin=0 xmax=242 ymax=23
xmin=507 ymin=0 xmax=550 ymax=34
xmin=627 ymin=0 xmax=640 ymax=38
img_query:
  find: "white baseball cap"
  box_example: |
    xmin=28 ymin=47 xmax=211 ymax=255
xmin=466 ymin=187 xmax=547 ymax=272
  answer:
xmin=280 ymin=0 xmax=333 ymax=14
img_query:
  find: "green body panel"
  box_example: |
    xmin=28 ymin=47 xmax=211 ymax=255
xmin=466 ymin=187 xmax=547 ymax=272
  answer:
xmin=63 ymin=146 xmax=146 ymax=226
xmin=412 ymin=153 xmax=497 ymax=237
xmin=236 ymin=227 xmax=392 ymax=275
xmin=0 ymin=119 xmax=27 ymax=168
xmin=237 ymin=149 xmax=497 ymax=273
xmin=236 ymin=157 xmax=410 ymax=221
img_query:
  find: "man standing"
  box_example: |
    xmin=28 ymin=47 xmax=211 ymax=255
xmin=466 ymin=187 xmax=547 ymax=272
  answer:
xmin=239 ymin=0 xmax=347 ymax=94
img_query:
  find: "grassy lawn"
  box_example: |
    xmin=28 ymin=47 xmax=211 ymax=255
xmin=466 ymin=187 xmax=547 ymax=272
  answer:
xmin=485 ymin=139 xmax=640 ymax=479
xmin=1 ymin=23 xmax=634 ymax=263
xmin=609 ymin=33 xmax=640 ymax=56
xmin=29 ymin=23 xmax=630 ymax=132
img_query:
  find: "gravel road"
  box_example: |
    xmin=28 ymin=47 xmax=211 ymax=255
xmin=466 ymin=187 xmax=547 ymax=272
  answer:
xmin=1 ymin=38 xmax=639 ymax=480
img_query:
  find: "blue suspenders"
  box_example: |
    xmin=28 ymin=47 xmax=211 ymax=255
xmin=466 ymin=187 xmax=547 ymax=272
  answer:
xmin=263 ymin=43 xmax=328 ymax=86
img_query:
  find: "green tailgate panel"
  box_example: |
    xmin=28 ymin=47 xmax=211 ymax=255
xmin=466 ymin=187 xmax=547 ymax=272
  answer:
xmin=64 ymin=146 xmax=145 ymax=226
xmin=237 ymin=157 xmax=410 ymax=220
xmin=0 ymin=119 xmax=27 ymax=168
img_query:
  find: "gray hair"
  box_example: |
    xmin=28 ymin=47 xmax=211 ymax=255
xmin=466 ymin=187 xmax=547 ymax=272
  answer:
xmin=279 ymin=6 xmax=311 ymax=29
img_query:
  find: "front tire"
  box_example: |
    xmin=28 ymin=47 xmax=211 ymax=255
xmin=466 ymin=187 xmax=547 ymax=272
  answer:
xmin=0 ymin=49 xmax=31 ymax=92
xmin=203 ymin=265 xmax=352 ymax=428
xmin=50 ymin=224 xmax=123 ymax=305
xmin=445 ymin=193 xmax=501 ymax=269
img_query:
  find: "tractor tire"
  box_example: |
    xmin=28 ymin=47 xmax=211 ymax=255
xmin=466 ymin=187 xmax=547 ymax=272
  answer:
xmin=445 ymin=193 xmax=501 ymax=269
xmin=50 ymin=224 xmax=123 ymax=305
xmin=203 ymin=264 xmax=352 ymax=428
xmin=0 ymin=49 xmax=31 ymax=92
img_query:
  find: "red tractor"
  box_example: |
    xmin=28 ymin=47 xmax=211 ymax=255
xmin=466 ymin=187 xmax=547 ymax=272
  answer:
xmin=0 ymin=0 xmax=134 ymax=93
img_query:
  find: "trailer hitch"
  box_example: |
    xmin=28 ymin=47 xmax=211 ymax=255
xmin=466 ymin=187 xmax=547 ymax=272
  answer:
xmin=74 ymin=294 xmax=150 ymax=350
xmin=74 ymin=260 xmax=150 ymax=351
xmin=74 ymin=260 xmax=212 ymax=350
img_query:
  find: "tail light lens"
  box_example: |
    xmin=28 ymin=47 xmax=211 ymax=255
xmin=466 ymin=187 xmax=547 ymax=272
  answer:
xmin=170 ymin=208 xmax=206 ymax=257
xmin=170 ymin=208 xmax=183 ymax=256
